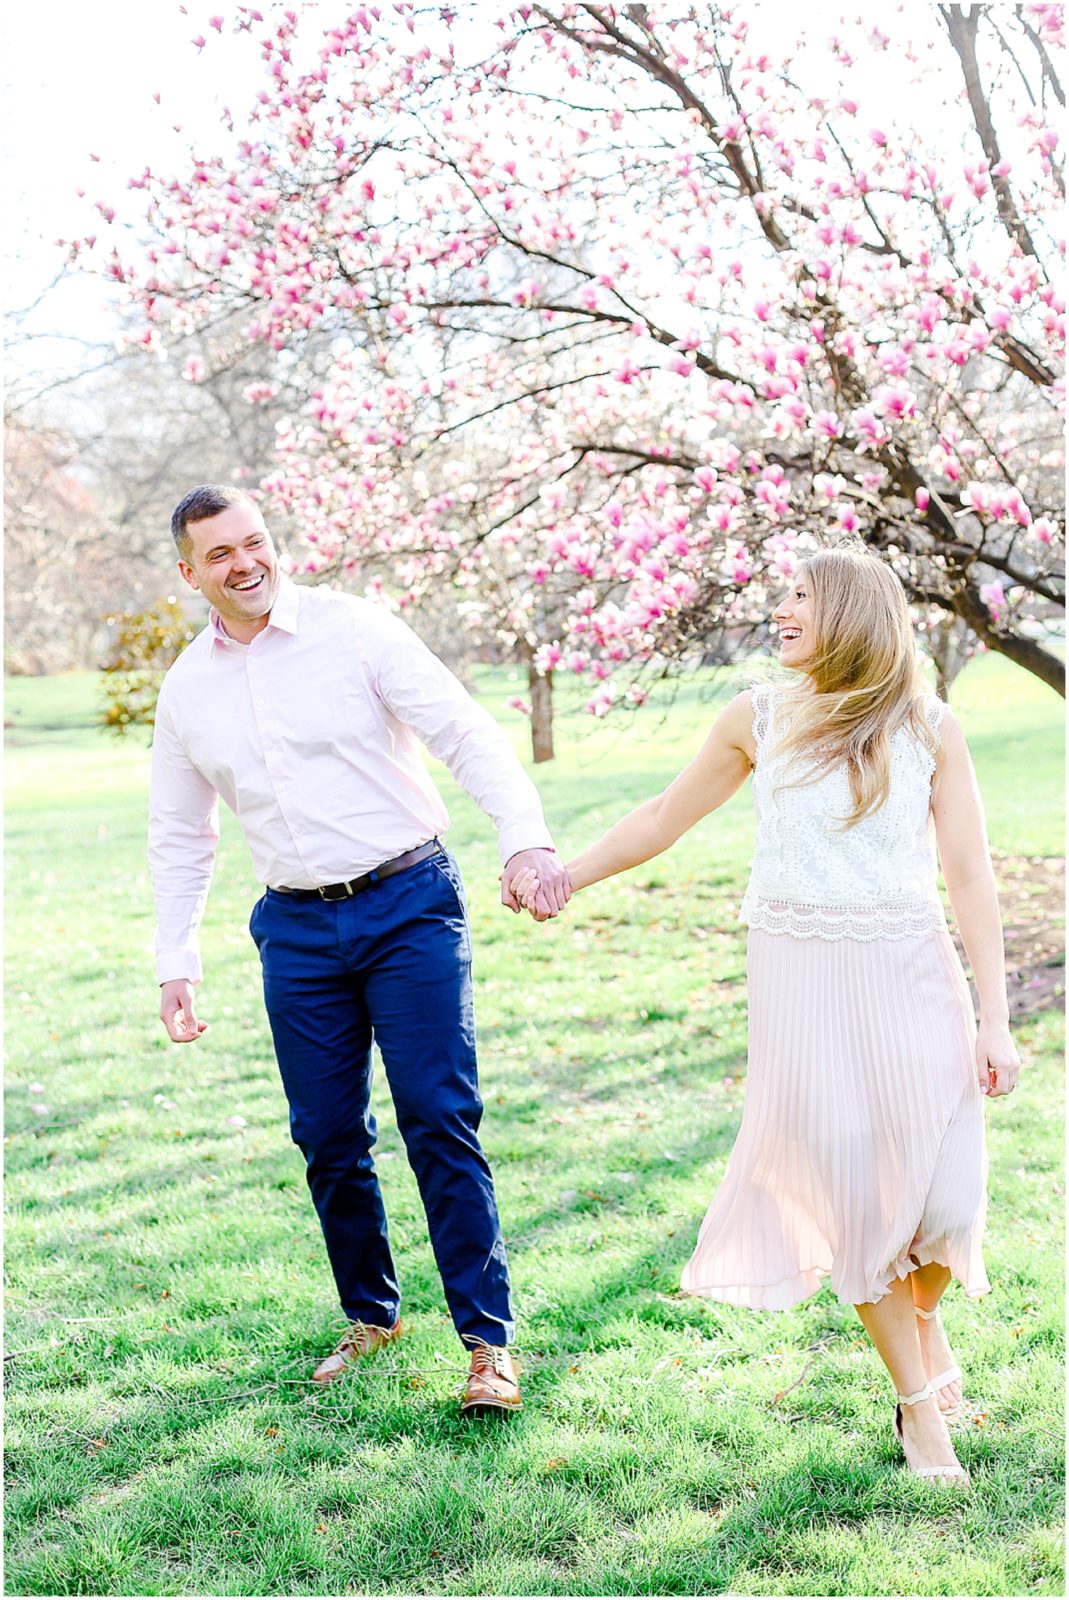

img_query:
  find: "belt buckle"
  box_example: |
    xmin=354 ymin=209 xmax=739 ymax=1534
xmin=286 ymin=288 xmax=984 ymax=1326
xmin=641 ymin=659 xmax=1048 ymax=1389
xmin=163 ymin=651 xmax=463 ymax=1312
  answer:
xmin=318 ymin=881 xmax=353 ymax=902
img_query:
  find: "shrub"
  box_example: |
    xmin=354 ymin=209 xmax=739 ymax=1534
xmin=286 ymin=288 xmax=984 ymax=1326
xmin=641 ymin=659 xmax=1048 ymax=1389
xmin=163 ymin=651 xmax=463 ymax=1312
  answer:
xmin=100 ymin=598 xmax=199 ymax=735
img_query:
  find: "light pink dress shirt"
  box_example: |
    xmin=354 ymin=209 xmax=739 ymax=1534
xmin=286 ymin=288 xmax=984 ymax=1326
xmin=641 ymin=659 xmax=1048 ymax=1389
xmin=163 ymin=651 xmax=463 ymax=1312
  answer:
xmin=149 ymin=576 xmax=553 ymax=983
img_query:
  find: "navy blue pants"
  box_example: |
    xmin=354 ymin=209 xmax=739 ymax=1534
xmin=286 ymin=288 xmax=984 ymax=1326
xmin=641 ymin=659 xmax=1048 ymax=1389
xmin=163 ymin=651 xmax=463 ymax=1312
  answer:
xmin=249 ymin=849 xmax=514 ymax=1346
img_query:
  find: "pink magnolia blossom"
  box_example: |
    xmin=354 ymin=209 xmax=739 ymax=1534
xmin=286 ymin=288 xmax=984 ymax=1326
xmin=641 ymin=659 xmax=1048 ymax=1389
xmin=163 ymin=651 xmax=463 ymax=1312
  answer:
xmin=811 ymin=410 xmax=840 ymax=437
xmin=77 ymin=3 xmax=1062 ymax=711
xmin=963 ymin=482 xmax=992 ymax=516
xmin=980 ymin=581 xmax=1006 ymax=621
xmin=851 ymin=408 xmax=893 ymax=449
xmin=873 ymin=384 xmax=917 ymax=420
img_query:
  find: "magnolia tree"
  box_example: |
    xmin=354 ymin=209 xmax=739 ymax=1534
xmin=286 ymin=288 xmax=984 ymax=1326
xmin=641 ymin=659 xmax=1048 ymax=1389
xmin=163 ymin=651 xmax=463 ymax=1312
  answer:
xmin=74 ymin=1 xmax=1065 ymax=753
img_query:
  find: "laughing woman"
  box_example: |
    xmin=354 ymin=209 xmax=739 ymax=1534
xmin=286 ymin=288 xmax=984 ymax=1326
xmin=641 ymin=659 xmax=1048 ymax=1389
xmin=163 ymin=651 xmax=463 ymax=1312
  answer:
xmin=514 ymin=544 xmax=1019 ymax=1485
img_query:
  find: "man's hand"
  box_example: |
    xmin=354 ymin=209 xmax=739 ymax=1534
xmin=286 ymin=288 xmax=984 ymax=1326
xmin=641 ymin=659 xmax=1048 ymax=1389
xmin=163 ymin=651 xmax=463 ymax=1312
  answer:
xmin=501 ymin=848 xmax=571 ymax=922
xmin=160 ymin=979 xmax=209 ymax=1043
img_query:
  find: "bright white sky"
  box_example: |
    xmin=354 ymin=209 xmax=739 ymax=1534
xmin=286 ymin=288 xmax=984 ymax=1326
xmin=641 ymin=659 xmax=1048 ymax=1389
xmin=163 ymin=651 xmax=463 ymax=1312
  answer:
xmin=2 ymin=0 xmax=258 ymax=378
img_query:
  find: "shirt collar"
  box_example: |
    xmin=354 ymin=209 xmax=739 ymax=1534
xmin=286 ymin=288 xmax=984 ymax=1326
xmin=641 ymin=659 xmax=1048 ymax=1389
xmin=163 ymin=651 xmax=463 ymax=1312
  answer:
xmin=209 ymin=572 xmax=301 ymax=653
xmin=266 ymin=573 xmax=300 ymax=634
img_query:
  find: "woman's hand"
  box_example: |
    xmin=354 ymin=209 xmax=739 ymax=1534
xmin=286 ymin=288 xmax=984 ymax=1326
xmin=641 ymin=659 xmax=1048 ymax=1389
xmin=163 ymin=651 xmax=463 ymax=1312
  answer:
xmin=975 ymin=1021 xmax=1021 ymax=1098
xmin=509 ymin=866 xmax=542 ymax=916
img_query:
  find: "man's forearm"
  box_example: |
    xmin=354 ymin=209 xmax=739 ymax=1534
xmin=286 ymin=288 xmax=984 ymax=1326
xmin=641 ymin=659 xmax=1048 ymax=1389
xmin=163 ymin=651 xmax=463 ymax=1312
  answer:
xmin=373 ymin=626 xmax=554 ymax=861
xmin=150 ymin=872 xmax=215 ymax=984
xmin=149 ymin=702 xmax=221 ymax=983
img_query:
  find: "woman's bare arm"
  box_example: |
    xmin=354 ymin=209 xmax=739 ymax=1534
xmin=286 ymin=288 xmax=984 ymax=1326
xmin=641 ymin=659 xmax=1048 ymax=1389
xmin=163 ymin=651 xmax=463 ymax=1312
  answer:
xmin=564 ymin=692 xmax=755 ymax=892
xmin=932 ymin=707 xmax=1020 ymax=1098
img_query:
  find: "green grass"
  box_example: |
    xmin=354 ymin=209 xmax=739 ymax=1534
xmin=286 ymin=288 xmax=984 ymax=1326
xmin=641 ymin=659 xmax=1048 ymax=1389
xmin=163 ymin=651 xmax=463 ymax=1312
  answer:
xmin=4 ymin=655 xmax=1064 ymax=1597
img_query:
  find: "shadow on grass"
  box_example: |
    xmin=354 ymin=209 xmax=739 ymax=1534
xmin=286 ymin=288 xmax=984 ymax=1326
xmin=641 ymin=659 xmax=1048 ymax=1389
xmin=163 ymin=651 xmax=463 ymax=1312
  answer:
xmin=6 ymin=952 xmax=1063 ymax=1596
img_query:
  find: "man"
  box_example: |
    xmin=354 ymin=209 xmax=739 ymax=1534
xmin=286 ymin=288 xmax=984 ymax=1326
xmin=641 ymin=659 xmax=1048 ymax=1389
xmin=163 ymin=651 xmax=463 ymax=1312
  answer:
xmin=149 ymin=484 xmax=569 ymax=1412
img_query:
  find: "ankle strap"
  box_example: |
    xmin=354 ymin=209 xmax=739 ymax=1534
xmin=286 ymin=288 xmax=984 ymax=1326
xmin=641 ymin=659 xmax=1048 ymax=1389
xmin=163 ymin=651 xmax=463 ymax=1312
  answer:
xmin=914 ymin=1306 xmax=939 ymax=1321
xmin=896 ymin=1381 xmax=935 ymax=1406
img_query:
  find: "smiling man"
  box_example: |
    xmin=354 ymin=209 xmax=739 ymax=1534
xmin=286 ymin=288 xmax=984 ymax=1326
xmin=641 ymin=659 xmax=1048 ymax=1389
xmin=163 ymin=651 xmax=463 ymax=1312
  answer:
xmin=149 ymin=484 xmax=569 ymax=1413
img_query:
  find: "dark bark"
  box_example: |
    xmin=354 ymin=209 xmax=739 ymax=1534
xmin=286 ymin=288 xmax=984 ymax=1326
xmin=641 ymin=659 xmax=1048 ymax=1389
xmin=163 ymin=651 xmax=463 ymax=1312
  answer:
xmin=942 ymin=6 xmax=1041 ymax=259
xmin=1017 ymin=5 xmax=1065 ymax=105
xmin=947 ymin=583 xmax=1065 ymax=694
xmin=905 ymin=569 xmax=1065 ymax=696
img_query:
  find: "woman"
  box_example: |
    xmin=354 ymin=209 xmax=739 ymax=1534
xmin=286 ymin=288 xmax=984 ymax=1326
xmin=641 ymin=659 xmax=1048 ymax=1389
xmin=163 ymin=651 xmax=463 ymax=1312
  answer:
xmin=513 ymin=545 xmax=1019 ymax=1485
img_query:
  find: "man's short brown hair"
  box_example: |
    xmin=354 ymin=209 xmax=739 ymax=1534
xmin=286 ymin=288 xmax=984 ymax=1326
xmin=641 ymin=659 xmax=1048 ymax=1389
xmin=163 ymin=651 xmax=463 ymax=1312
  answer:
xmin=171 ymin=485 xmax=251 ymax=556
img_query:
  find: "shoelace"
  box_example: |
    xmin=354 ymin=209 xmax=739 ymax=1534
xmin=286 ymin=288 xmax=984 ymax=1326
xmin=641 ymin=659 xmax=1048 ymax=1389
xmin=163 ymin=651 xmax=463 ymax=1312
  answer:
xmin=468 ymin=1341 xmax=508 ymax=1377
xmin=339 ymin=1319 xmax=389 ymax=1355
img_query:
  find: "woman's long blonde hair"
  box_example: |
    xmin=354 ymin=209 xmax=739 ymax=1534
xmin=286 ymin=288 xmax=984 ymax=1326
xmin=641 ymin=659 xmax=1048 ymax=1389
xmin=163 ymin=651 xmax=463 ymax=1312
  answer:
xmin=771 ymin=544 xmax=933 ymax=828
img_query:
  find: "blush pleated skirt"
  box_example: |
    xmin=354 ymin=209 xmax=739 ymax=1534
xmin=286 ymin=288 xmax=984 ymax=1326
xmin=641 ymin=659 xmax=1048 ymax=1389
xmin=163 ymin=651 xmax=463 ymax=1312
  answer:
xmin=681 ymin=925 xmax=990 ymax=1309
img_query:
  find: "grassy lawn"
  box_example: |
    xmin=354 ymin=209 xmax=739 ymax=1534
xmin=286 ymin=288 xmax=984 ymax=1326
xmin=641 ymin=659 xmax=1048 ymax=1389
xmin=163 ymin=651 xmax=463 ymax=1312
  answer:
xmin=4 ymin=655 xmax=1064 ymax=1597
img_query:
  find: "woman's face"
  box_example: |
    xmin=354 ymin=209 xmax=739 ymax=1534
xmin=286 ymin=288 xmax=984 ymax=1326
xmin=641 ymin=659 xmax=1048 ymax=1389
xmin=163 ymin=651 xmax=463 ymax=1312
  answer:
xmin=772 ymin=578 xmax=816 ymax=669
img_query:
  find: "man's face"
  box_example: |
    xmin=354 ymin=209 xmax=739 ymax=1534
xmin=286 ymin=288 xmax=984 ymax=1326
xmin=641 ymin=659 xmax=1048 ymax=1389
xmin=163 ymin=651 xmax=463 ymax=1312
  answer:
xmin=178 ymin=501 xmax=280 ymax=639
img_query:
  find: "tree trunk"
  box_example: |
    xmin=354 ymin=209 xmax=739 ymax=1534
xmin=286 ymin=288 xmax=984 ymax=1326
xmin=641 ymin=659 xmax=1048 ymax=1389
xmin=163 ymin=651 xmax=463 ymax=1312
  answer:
xmin=527 ymin=664 xmax=555 ymax=762
xmin=946 ymin=584 xmax=1066 ymax=697
xmin=926 ymin=615 xmax=973 ymax=702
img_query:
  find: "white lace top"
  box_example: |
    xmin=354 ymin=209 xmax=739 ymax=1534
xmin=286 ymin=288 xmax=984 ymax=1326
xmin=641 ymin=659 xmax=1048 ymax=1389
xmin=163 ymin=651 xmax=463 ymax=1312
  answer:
xmin=739 ymin=683 xmax=948 ymax=941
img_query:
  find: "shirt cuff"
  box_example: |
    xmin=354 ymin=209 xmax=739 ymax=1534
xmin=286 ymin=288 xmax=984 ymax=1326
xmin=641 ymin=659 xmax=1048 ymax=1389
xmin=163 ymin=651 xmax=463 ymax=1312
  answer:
xmin=156 ymin=948 xmax=204 ymax=985
xmin=498 ymin=820 xmax=556 ymax=868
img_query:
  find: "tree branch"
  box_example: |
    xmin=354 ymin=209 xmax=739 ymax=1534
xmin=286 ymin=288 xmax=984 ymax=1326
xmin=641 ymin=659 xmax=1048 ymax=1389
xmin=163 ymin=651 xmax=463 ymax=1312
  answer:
xmin=941 ymin=5 xmax=1041 ymax=259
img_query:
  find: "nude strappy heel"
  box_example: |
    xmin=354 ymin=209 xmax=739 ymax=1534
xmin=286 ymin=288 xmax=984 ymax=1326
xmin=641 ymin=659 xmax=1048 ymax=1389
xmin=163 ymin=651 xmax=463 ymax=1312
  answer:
xmin=915 ymin=1305 xmax=963 ymax=1414
xmin=894 ymin=1382 xmax=970 ymax=1485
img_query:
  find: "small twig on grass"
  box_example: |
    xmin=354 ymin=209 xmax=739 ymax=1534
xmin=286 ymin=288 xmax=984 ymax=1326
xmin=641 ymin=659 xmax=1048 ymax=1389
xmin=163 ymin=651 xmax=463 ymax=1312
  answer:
xmin=173 ymin=1383 xmax=281 ymax=1406
xmin=53 ymin=1311 xmax=145 ymax=1325
xmin=768 ymin=1333 xmax=839 ymax=1406
xmin=770 ymin=1354 xmax=822 ymax=1406
xmin=54 ymin=1426 xmax=109 ymax=1447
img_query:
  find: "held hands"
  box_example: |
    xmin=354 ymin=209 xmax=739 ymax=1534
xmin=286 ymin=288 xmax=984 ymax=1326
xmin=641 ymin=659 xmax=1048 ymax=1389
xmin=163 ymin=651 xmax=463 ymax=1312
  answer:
xmin=160 ymin=978 xmax=209 ymax=1044
xmin=975 ymin=1021 xmax=1020 ymax=1098
xmin=501 ymin=848 xmax=571 ymax=922
xmin=506 ymin=863 xmax=557 ymax=921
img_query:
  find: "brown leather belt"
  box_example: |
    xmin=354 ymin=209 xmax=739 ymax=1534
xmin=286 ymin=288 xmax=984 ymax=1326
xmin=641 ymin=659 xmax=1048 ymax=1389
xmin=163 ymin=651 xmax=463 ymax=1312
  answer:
xmin=272 ymin=839 xmax=442 ymax=901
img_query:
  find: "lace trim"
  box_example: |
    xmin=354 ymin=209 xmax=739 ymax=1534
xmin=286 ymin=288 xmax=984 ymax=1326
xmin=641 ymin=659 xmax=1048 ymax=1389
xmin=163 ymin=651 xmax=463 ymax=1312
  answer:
xmin=750 ymin=682 xmax=773 ymax=754
xmin=924 ymin=693 xmax=946 ymax=737
xmin=750 ymin=684 xmax=944 ymax=764
xmin=740 ymin=894 xmax=947 ymax=943
xmin=919 ymin=692 xmax=945 ymax=774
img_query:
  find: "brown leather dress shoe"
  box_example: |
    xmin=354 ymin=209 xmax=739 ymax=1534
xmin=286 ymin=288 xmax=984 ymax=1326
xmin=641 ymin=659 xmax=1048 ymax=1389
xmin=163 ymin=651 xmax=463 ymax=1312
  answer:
xmin=311 ymin=1318 xmax=402 ymax=1384
xmin=460 ymin=1341 xmax=522 ymax=1413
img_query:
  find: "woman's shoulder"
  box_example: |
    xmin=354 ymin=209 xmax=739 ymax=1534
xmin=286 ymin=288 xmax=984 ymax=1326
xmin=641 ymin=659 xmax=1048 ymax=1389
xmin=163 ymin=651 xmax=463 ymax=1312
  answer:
xmin=906 ymin=689 xmax=956 ymax=741
xmin=739 ymin=676 xmax=794 ymax=712
xmin=923 ymin=696 xmax=967 ymax=764
xmin=731 ymin=677 xmax=792 ymax=755
xmin=897 ymin=691 xmax=966 ymax=774
xmin=715 ymin=688 xmax=759 ymax=740
xmin=917 ymin=688 xmax=947 ymax=724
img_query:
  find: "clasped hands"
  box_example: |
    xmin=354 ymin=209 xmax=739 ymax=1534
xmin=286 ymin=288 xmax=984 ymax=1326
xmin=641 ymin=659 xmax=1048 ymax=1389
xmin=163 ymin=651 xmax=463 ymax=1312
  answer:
xmin=500 ymin=848 xmax=571 ymax=922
